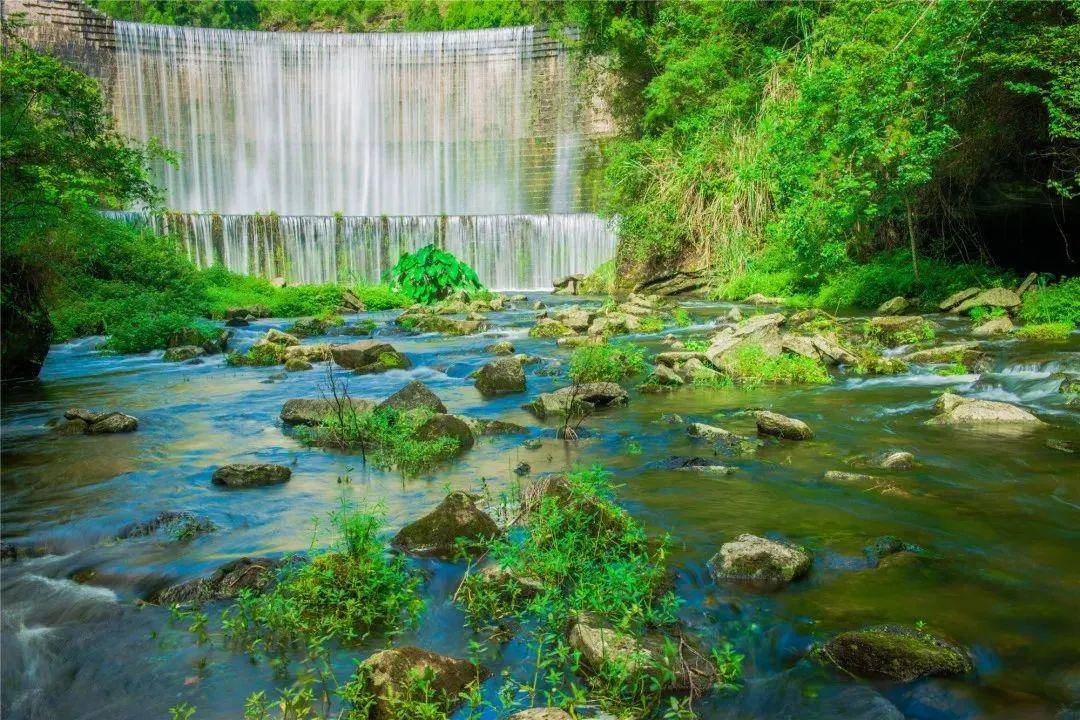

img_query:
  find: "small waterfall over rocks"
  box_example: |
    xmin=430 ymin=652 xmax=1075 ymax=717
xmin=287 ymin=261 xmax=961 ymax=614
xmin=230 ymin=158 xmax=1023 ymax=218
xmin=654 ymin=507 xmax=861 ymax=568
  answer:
xmin=111 ymin=21 xmax=613 ymax=287
xmin=104 ymin=211 xmax=616 ymax=290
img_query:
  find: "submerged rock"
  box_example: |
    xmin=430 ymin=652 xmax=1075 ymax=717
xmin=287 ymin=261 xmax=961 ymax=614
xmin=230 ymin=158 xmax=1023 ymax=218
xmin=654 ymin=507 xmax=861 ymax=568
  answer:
xmin=150 ymin=556 xmax=283 ymax=605
xmin=524 ymin=382 xmax=629 ymax=419
xmin=708 ymin=533 xmax=812 ymax=590
xmin=473 ymin=356 xmax=526 ymax=396
xmin=280 ymin=397 xmax=375 ymax=426
xmin=331 ymin=340 xmax=410 ymax=373
xmin=756 ymin=410 xmax=814 ymax=440
xmin=357 ymin=646 xmax=491 ymax=720
xmin=60 ymin=409 xmax=138 ymax=435
xmin=864 ymin=535 xmax=923 ymax=567
xmin=118 ymin=511 xmax=215 ymax=540
xmin=926 ymin=392 xmax=1045 ymax=429
xmin=823 ymin=470 xmax=878 ymax=484
xmin=391 ymin=491 xmax=500 ymax=557
xmin=822 ymin=625 xmax=972 ymax=682
xmin=460 ymin=417 xmax=529 ymax=436
xmin=378 ymin=380 xmax=447 ymax=414
xmin=163 ymin=345 xmax=204 ymax=362
xmin=211 ymin=463 xmax=291 ymax=488
xmin=656 ymin=456 xmax=734 ymax=473
xmin=485 ymin=340 xmax=515 ymax=355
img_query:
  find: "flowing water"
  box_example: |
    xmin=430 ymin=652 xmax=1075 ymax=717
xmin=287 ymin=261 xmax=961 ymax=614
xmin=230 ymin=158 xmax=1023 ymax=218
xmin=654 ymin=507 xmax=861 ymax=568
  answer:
xmin=2 ymin=298 xmax=1078 ymax=720
xmin=103 ymin=211 xmax=617 ymax=288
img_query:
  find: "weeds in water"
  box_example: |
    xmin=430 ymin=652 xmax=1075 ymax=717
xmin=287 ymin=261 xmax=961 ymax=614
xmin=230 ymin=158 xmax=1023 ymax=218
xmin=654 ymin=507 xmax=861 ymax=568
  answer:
xmin=672 ymin=308 xmax=692 ymax=327
xmin=637 ymin=315 xmax=665 ymax=333
xmin=935 ymin=362 xmax=969 ymax=376
xmin=724 ymin=344 xmax=831 ymax=386
xmin=222 ymin=499 xmax=424 ymax=656
xmin=168 ymin=702 xmax=197 ymax=720
xmin=568 ymin=342 xmax=649 ymax=383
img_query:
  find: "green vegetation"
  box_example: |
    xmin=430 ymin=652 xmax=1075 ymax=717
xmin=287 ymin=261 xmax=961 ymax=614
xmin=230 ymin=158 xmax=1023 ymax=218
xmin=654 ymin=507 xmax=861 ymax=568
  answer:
xmin=970 ymin=306 xmax=1007 ymax=322
xmin=568 ymin=342 xmax=648 ymax=383
xmin=1019 ymin=277 xmax=1080 ymax=325
xmin=580 ymin=258 xmax=616 ymax=295
xmin=724 ymin=345 xmax=831 ymax=387
xmin=672 ymin=308 xmax=692 ymax=327
xmin=636 ymin=315 xmax=665 ymax=333
xmin=222 ymin=500 xmax=423 ymax=655
xmin=387 ymin=244 xmax=483 ymax=305
xmin=1015 ymin=322 xmax=1074 ymax=341
xmin=351 ymin=284 xmax=410 ymax=311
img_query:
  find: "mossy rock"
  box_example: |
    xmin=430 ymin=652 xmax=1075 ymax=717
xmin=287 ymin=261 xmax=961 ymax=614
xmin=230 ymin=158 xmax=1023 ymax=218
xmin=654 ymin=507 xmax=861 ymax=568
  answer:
xmin=529 ymin=318 xmax=571 ymax=338
xmin=391 ymin=491 xmax=500 ymax=557
xmin=822 ymin=625 xmax=972 ymax=682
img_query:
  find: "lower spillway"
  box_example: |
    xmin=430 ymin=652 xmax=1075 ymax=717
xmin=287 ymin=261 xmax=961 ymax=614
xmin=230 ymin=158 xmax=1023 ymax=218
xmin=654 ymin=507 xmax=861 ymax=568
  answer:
xmin=104 ymin=212 xmax=616 ymax=290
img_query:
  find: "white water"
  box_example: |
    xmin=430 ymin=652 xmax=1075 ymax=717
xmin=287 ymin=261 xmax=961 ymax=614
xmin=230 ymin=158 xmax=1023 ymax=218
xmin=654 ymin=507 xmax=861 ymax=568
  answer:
xmin=112 ymin=22 xmax=592 ymax=216
xmin=105 ymin=211 xmax=616 ymax=290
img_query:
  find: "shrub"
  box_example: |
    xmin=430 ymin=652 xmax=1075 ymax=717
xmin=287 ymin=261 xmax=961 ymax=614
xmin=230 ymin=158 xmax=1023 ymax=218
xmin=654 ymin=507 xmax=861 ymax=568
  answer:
xmin=1015 ymin=322 xmax=1074 ymax=341
xmin=222 ymin=500 xmax=423 ymax=654
xmin=387 ymin=244 xmax=482 ymax=305
xmin=351 ymin=283 xmax=409 ymax=311
xmin=1020 ymin=277 xmax=1080 ymax=325
xmin=568 ymin=343 xmax=648 ymax=383
xmin=226 ymin=342 xmax=285 ymax=367
xmin=969 ymin=306 xmax=1006 ymax=322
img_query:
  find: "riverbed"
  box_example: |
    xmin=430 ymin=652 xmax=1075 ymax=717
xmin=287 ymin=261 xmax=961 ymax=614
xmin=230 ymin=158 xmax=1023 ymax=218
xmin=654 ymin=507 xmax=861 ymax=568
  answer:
xmin=2 ymin=295 xmax=1078 ymax=720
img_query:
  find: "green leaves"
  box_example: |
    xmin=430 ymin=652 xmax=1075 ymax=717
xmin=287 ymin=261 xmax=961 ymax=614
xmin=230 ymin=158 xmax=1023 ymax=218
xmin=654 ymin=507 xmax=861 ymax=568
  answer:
xmin=386 ymin=244 xmax=484 ymax=305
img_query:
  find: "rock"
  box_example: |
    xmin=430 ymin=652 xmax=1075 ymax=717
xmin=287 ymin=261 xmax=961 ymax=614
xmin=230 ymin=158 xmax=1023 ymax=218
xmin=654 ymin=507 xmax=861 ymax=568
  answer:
xmin=163 ymin=345 xmax=204 ymax=362
xmin=287 ymin=316 xmax=337 ymax=337
xmin=938 ymin=287 xmax=982 ymax=311
xmin=83 ymin=411 xmax=139 ymax=434
xmin=1016 ymin=272 xmax=1039 ymax=295
xmin=811 ymin=334 xmax=857 ymax=365
xmin=118 ymin=511 xmax=216 ymax=540
xmin=867 ymin=316 xmax=935 ymax=346
xmin=554 ymin=307 xmax=594 ymax=332
xmin=264 ymin=328 xmax=300 ymax=346
xmin=391 ymin=491 xmax=500 ymax=557
xmin=864 ymin=536 xmax=922 ymax=567
xmin=555 ymin=335 xmax=591 ymax=348
xmin=509 ymin=709 xmax=572 ymax=720
xmin=553 ymin=274 xmax=584 ymax=295
xmin=1047 ymin=438 xmax=1077 ymax=453
xmin=655 ymin=351 xmax=710 ymax=367
xmin=284 ymin=358 xmax=312 ymax=371
xmin=342 ymin=319 xmax=376 ymax=336
xmin=708 ymin=534 xmax=812 ymax=589
xmin=687 ymin=422 xmax=741 ymax=444
xmin=876 ymin=296 xmax=909 ymax=316
xmin=331 ymin=340 xmax=410 ymax=373
xmin=150 ymin=556 xmax=283 ymax=605
xmin=926 ymin=392 xmax=1045 ymax=429
xmin=745 ymin=293 xmax=784 ymax=305
xmin=972 ymin=315 xmax=1014 ymax=336
xmin=378 ymin=380 xmax=447 ymax=414
xmin=283 ymin=344 xmax=332 ymax=363
xmin=1056 ymin=373 xmax=1079 ymax=394
xmin=485 ymin=340 xmax=515 ymax=355
xmin=280 ymin=397 xmax=375 ymax=426
xmin=726 ymin=306 xmax=743 ymax=322
xmin=529 ymin=317 xmax=572 ymax=338
xmin=873 ymin=450 xmax=916 ymax=469
xmin=756 ymin=410 xmax=813 ymax=440
xmin=400 ymin=313 xmax=487 ymax=335
xmin=651 ymin=364 xmax=684 ymax=386
xmin=224 ymin=305 xmax=270 ymax=320
xmin=822 ymin=625 xmax=972 ymax=682
xmin=524 ymin=382 xmax=629 ymax=419
xmin=211 ymin=463 xmax=291 ymax=488
xmin=460 ymin=417 xmax=529 ymax=436
xmin=900 ymin=342 xmax=982 ymax=367
xmin=634 ymin=269 xmax=707 ymax=297
xmin=519 ymin=474 xmax=574 ymax=514
xmin=568 ymin=613 xmax=716 ymax=691
xmin=340 ymin=288 xmax=365 ymax=311
xmin=414 ymin=413 xmax=475 ymax=451
xmin=269 ymin=276 xmax=287 ymax=288
xmin=474 ymin=357 xmax=527 ymax=396
xmin=531 ymin=300 xmax=546 ymax=310
xmin=356 ymin=646 xmax=490 ymax=720
xmin=657 ymin=456 xmax=734 ymax=473
xmin=952 ymin=287 xmax=1022 ymax=314
xmin=225 ymin=317 xmax=249 ymax=327
xmin=824 ymin=470 xmax=877 ymax=483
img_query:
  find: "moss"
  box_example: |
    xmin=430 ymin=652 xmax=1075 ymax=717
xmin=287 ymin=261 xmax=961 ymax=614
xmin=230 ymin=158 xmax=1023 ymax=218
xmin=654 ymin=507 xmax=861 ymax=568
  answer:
xmin=1015 ymin=322 xmax=1074 ymax=341
xmin=226 ymin=342 xmax=285 ymax=367
xmin=822 ymin=625 xmax=972 ymax=682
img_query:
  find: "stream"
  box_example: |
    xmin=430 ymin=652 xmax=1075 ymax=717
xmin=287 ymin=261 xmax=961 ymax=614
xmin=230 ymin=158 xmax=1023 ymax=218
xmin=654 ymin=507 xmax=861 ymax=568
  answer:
xmin=2 ymin=295 xmax=1078 ymax=720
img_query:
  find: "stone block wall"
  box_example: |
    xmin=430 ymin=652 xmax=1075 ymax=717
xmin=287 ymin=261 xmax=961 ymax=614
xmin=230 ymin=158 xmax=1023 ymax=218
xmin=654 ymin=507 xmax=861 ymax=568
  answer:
xmin=1 ymin=0 xmax=116 ymax=91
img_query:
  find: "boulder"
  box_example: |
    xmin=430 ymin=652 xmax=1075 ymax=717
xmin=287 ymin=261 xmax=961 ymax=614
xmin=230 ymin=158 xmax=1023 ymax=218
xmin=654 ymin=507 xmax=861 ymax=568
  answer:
xmin=952 ymin=287 xmax=1022 ymax=314
xmin=378 ymin=380 xmax=447 ymax=414
xmin=223 ymin=305 xmax=270 ymax=320
xmin=822 ymin=625 xmax=972 ymax=682
xmin=150 ymin=556 xmax=283 ymax=605
xmin=655 ymin=351 xmax=710 ymax=367
xmin=1016 ymin=272 xmax=1039 ymax=295
xmin=938 ymin=287 xmax=982 ymax=311
xmin=524 ymin=382 xmax=629 ymax=419
xmin=118 ymin=511 xmax=215 ymax=540
xmin=876 ymin=297 xmax=909 ymax=316
xmin=331 ymin=340 xmax=410 ymax=373
xmin=264 ymin=329 xmax=300 ymax=346
xmin=900 ymin=342 xmax=981 ymax=365
xmin=568 ymin=613 xmax=717 ymax=691
xmin=867 ymin=450 xmax=916 ymax=470
xmin=811 ymin=334 xmax=857 ymax=365
xmin=284 ymin=358 xmax=312 ymax=371
xmin=651 ymin=363 xmax=684 ymax=386
xmin=553 ymin=274 xmax=584 ymax=295
xmin=529 ymin=317 xmax=572 ymax=338
xmin=342 ymin=319 xmax=376 ymax=336
xmin=356 ymin=646 xmax=490 ymax=720
xmin=485 ymin=340 xmax=515 ymax=355
xmin=211 ymin=463 xmax=291 ymax=488
xmin=280 ymin=397 xmax=375 ymax=426
xmin=391 ymin=491 xmax=500 ymax=557
xmin=474 ymin=357 xmax=526 ymax=396
xmin=926 ymin=393 xmax=1045 ymax=429
xmin=554 ymin=307 xmax=594 ymax=332
xmin=708 ymin=534 xmax=812 ymax=589
xmin=414 ymin=413 xmax=475 ymax=451
xmin=225 ymin=317 xmax=249 ymax=328
xmin=972 ymin=315 xmax=1014 ymax=336
xmin=163 ymin=345 xmax=204 ymax=362
xmin=401 ymin=313 xmax=487 ymax=335
xmin=687 ymin=422 xmax=741 ymax=444
xmin=509 ymin=710 xmax=572 ymax=720
xmin=460 ymin=417 xmax=529 ymax=436
xmin=286 ymin=316 xmax=337 ymax=337
xmin=66 ymin=410 xmax=138 ymax=434
xmin=867 ymin=316 xmax=935 ymax=346
xmin=756 ymin=410 xmax=813 ymax=440
xmin=283 ymin=344 xmax=332 ymax=363
xmin=340 ymin=289 xmax=365 ymax=311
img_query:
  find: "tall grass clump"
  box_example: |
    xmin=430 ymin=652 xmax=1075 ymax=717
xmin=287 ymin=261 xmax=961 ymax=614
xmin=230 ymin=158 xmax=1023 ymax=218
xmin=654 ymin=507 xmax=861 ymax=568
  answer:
xmin=568 ymin=343 xmax=649 ymax=383
xmin=1019 ymin=277 xmax=1080 ymax=325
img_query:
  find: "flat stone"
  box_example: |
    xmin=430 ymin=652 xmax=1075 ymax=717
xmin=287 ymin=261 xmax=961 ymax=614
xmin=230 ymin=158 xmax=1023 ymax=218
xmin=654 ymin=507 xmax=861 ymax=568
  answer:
xmin=952 ymin=287 xmax=1021 ymax=314
xmin=926 ymin=393 xmax=1045 ymax=429
xmin=280 ymin=397 xmax=375 ymax=426
xmin=211 ymin=463 xmax=291 ymax=488
xmin=938 ymin=287 xmax=982 ymax=311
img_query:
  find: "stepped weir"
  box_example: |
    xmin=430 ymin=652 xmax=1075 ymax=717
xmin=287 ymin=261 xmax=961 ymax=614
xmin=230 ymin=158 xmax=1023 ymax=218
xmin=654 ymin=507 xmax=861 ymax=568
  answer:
xmin=104 ymin=20 xmax=616 ymax=288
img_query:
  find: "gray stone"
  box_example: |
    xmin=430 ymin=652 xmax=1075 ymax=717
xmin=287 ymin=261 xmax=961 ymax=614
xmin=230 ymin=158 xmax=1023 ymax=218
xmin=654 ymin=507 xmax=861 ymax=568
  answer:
xmin=331 ymin=340 xmax=409 ymax=373
xmin=357 ymin=647 xmax=491 ymax=720
xmin=150 ymin=556 xmax=283 ymax=605
xmin=378 ymin=380 xmax=447 ymax=414
xmin=972 ymin=315 xmax=1014 ymax=336
xmin=952 ymin=287 xmax=1021 ymax=314
xmin=163 ymin=345 xmax=204 ymax=362
xmin=756 ymin=410 xmax=813 ymax=440
xmin=84 ymin=412 xmax=139 ymax=434
xmin=822 ymin=625 xmax=972 ymax=682
xmin=284 ymin=358 xmax=312 ymax=371
xmin=524 ymin=382 xmax=629 ymax=419
xmin=264 ymin=328 xmax=300 ymax=346
xmin=391 ymin=492 xmax=500 ymax=557
xmin=211 ymin=463 xmax=291 ymax=489
xmin=707 ymin=534 xmax=812 ymax=589
xmin=474 ymin=357 xmax=527 ymax=396
xmin=876 ymin=296 xmax=909 ymax=316
xmin=485 ymin=340 xmax=515 ymax=355
xmin=414 ymin=413 xmax=475 ymax=452
xmin=938 ymin=287 xmax=981 ymax=311
xmin=280 ymin=397 xmax=375 ymax=426
xmin=926 ymin=392 xmax=1045 ymax=429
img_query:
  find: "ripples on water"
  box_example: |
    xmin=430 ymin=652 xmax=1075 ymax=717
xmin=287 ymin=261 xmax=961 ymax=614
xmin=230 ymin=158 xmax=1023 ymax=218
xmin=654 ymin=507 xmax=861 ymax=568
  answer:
xmin=2 ymin=296 xmax=1078 ymax=719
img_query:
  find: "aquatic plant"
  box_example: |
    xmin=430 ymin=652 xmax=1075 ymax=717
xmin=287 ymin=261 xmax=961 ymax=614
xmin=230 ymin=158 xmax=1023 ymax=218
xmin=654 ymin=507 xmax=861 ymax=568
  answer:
xmin=568 ymin=342 xmax=648 ymax=383
xmin=724 ymin=344 xmax=831 ymax=386
xmin=387 ymin=244 xmax=483 ymax=305
xmin=636 ymin=315 xmax=665 ymax=333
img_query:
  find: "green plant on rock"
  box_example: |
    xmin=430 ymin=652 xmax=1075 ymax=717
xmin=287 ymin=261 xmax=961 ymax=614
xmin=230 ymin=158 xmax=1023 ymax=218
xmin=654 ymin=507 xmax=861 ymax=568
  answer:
xmin=969 ymin=306 xmax=1006 ymax=322
xmin=1015 ymin=322 xmax=1074 ymax=341
xmin=1020 ymin=278 xmax=1080 ymax=325
xmin=568 ymin=342 xmax=648 ymax=383
xmin=226 ymin=342 xmax=285 ymax=367
xmin=222 ymin=499 xmax=423 ymax=656
xmin=636 ymin=315 xmax=665 ymax=333
xmin=724 ymin=344 xmax=831 ymax=387
xmin=672 ymin=308 xmax=692 ymax=327
xmin=387 ymin=244 xmax=483 ymax=305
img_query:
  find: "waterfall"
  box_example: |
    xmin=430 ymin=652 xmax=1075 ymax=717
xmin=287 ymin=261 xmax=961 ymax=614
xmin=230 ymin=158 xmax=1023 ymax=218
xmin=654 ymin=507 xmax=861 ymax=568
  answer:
xmin=103 ymin=211 xmax=616 ymax=290
xmin=112 ymin=21 xmax=595 ymax=216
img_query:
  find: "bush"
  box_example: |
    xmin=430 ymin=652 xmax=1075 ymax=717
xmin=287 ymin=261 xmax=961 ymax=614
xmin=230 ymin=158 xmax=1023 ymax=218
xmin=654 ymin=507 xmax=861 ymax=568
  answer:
xmin=1015 ymin=322 xmax=1074 ymax=341
xmin=222 ymin=500 xmax=423 ymax=654
xmin=387 ymin=244 xmax=483 ymax=305
xmin=569 ymin=343 xmax=649 ymax=383
xmin=1020 ymin=277 xmax=1080 ymax=325
xmin=351 ymin=283 xmax=409 ymax=311
xmin=200 ymin=266 xmax=342 ymax=318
